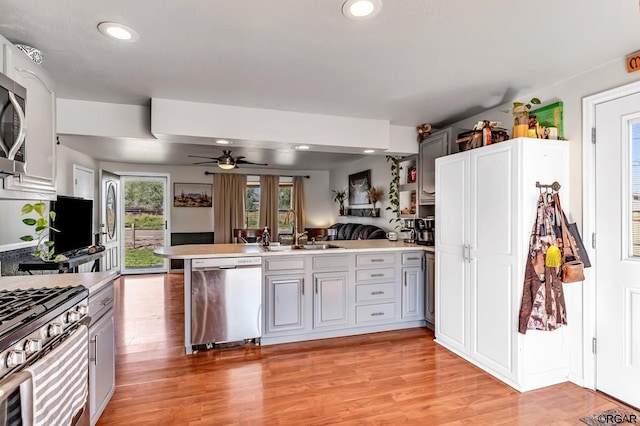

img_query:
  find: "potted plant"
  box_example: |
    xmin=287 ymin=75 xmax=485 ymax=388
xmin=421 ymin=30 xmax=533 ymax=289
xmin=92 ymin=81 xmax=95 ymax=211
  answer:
xmin=331 ymin=189 xmax=347 ymax=215
xmin=19 ymin=202 xmax=67 ymax=262
xmin=385 ymin=156 xmax=402 ymax=230
xmin=367 ymin=186 xmax=384 ymax=216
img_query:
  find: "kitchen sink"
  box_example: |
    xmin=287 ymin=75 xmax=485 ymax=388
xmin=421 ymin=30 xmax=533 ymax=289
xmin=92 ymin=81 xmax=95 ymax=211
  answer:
xmin=296 ymin=244 xmax=343 ymax=250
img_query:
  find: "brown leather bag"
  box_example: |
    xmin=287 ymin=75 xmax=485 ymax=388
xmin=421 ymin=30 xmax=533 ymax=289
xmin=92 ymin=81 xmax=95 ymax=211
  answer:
xmin=554 ymin=193 xmax=585 ymax=283
xmin=561 ymin=260 xmax=585 ymax=283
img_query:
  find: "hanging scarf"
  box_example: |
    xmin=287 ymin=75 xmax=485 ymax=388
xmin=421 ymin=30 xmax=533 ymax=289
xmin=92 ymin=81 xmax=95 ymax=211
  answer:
xmin=518 ymin=194 xmax=567 ymax=334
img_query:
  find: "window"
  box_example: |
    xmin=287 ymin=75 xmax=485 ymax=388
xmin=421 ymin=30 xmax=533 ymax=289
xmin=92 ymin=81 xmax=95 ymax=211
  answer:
xmin=244 ymin=176 xmax=294 ymax=235
xmin=245 ymin=176 xmax=260 ymax=228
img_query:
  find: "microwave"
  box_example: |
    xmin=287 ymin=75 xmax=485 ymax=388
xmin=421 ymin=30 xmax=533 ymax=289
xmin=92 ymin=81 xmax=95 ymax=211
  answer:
xmin=0 ymin=71 xmax=26 ymax=177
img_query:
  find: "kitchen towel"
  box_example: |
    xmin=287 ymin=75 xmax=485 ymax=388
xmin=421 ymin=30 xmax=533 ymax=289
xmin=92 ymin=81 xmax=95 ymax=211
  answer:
xmin=24 ymin=324 xmax=89 ymax=426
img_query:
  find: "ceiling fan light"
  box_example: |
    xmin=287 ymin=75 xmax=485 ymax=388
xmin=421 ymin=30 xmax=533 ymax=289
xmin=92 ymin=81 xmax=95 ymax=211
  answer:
xmin=218 ymin=164 xmax=235 ymax=170
xmin=218 ymin=155 xmax=236 ymax=169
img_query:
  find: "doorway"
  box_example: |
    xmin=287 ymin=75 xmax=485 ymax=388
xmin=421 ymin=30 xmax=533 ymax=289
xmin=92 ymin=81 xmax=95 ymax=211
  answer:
xmin=585 ymin=82 xmax=640 ymax=409
xmin=121 ymin=175 xmax=170 ymax=274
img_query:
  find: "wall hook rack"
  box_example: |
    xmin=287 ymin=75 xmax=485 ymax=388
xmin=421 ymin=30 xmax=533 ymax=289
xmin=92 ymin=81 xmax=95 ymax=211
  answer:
xmin=535 ymin=181 xmax=561 ymax=192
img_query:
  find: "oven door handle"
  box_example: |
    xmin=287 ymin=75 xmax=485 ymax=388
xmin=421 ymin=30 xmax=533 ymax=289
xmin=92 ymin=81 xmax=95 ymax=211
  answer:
xmin=0 ymin=370 xmax=31 ymax=404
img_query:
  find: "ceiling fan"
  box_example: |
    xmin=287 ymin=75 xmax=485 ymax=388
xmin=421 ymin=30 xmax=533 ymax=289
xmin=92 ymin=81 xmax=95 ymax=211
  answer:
xmin=189 ymin=150 xmax=268 ymax=170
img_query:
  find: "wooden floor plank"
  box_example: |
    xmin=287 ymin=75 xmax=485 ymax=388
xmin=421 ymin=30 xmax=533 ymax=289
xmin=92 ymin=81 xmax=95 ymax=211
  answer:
xmin=97 ymin=273 xmax=636 ymax=425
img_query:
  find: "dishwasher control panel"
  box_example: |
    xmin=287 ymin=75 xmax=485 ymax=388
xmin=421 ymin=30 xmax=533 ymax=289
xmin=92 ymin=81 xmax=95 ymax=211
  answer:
xmin=193 ymin=257 xmax=262 ymax=268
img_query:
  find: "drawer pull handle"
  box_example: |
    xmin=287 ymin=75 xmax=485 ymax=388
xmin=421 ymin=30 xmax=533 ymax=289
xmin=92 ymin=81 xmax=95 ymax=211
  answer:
xmin=371 ymin=312 xmax=385 ymax=317
xmin=370 ymin=273 xmax=384 ymax=278
xmin=371 ymin=291 xmax=385 ymax=295
xmin=370 ymin=259 xmax=384 ymax=263
xmin=100 ymin=297 xmax=113 ymax=306
xmin=407 ymin=257 xmax=419 ymax=261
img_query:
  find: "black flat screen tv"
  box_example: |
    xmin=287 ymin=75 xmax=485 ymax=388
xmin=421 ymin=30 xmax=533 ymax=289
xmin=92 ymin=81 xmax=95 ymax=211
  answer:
xmin=50 ymin=196 xmax=93 ymax=256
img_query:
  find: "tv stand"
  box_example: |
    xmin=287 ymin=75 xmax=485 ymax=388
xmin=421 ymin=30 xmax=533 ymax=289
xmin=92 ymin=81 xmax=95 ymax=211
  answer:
xmin=19 ymin=251 xmax=105 ymax=274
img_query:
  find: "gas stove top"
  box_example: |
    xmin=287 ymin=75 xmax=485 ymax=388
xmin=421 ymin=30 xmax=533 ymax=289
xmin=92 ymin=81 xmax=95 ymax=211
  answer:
xmin=0 ymin=286 xmax=88 ymax=378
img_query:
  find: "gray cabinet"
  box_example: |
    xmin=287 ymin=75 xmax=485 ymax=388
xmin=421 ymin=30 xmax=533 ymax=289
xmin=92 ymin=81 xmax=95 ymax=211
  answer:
xmin=313 ymin=271 xmax=349 ymax=329
xmin=401 ymin=267 xmax=423 ymax=320
xmin=88 ymin=282 xmax=115 ymax=426
xmin=265 ymin=274 xmax=306 ymax=333
xmin=424 ymin=252 xmax=435 ymax=328
xmin=264 ymin=256 xmax=309 ymax=337
xmin=418 ymin=128 xmax=450 ymax=205
xmin=1 ymin=40 xmax=56 ymax=198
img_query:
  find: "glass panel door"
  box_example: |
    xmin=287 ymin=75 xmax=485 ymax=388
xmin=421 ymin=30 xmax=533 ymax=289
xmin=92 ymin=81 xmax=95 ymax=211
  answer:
xmin=122 ymin=176 xmax=168 ymax=274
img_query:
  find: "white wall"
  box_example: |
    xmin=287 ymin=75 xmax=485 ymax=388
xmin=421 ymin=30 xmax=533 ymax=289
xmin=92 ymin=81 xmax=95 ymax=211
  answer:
xmin=99 ymin=162 xmax=333 ymax=233
xmin=329 ymin=155 xmax=395 ymax=231
xmin=56 ymin=144 xmax=99 ymax=197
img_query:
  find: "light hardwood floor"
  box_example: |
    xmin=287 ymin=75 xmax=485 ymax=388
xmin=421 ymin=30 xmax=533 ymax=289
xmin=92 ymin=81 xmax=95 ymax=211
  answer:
xmin=98 ymin=273 xmax=635 ymax=425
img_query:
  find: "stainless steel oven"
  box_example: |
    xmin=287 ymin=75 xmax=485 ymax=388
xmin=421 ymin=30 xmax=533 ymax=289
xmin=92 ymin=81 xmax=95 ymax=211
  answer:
xmin=0 ymin=71 xmax=26 ymax=177
xmin=0 ymin=286 xmax=90 ymax=425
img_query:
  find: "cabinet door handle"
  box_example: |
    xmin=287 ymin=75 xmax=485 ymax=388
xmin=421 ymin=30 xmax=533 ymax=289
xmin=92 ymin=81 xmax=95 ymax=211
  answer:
xmin=422 ymin=190 xmax=436 ymax=195
xmin=101 ymin=297 xmax=113 ymax=306
xmin=90 ymin=335 xmax=98 ymax=366
xmin=315 ymin=280 xmax=318 ymax=294
xmin=371 ymin=291 xmax=384 ymax=295
xmin=301 ymin=278 xmax=304 ymax=296
xmin=371 ymin=312 xmax=384 ymax=317
xmin=370 ymin=273 xmax=384 ymax=278
xmin=462 ymin=244 xmax=469 ymax=262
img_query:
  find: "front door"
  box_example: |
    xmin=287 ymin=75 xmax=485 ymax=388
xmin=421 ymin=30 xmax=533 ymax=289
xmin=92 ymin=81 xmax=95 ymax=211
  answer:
xmin=595 ymin=92 xmax=640 ymax=409
xmin=101 ymin=171 xmax=120 ymax=274
xmin=121 ymin=175 xmax=169 ymax=274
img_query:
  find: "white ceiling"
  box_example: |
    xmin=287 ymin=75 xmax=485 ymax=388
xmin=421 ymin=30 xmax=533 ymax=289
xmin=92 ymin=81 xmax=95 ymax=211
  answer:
xmin=1 ymin=0 xmax=640 ymax=168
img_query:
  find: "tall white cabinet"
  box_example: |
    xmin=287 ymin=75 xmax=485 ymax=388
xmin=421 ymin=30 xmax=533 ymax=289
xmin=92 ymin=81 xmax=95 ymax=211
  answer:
xmin=435 ymin=138 xmax=570 ymax=392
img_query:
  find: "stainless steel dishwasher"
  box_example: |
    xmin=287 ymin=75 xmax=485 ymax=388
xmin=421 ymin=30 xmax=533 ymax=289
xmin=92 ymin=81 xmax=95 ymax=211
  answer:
xmin=191 ymin=257 xmax=262 ymax=348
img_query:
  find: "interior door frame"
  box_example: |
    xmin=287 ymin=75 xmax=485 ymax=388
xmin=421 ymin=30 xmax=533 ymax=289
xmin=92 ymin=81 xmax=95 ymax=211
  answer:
xmin=582 ymin=78 xmax=640 ymax=390
xmin=118 ymin=172 xmax=171 ymax=274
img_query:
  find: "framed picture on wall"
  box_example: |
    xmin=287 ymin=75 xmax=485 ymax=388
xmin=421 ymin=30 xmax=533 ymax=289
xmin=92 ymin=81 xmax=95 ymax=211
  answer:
xmin=348 ymin=169 xmax=371 ymax=205
xmin=174 ymin=183 xmax=212 ymax=207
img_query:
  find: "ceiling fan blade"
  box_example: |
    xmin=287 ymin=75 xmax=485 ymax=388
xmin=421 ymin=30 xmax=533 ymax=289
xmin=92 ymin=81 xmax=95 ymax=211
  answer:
xmin=188 ymin=155 xmax=219 ymax=160
xmin=236 ymin=159 xmax=268 ymax=166
xmin=192 ymin=160 xmax=219 ymax=165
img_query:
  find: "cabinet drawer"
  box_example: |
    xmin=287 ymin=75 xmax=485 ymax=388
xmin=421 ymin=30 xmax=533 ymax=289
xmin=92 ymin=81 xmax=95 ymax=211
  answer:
xmin=355 ymin=267 xmax=395 ymax=282
xmin=89 ymin=283 xmax=114 ymax=323
xmin=264 ymin=256 xmax=307 ymax=272
xmin=402 ymin=252 xmax=423 ymax=266
xmin=312 ymin=255 xmax=349 ymax=270
xmin=356 ymin=283 xmax=395 ymax=303
xmin=355 ymin=253 xmax=396 ymax=267
xmin=356 ymin=303 xmax=396 ymax=323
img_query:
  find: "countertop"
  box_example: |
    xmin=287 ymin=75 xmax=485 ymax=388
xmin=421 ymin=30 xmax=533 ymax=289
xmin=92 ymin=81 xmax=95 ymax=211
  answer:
xmin=0 ymin=271 xmax=118 ymax=295
xmin=155 ymin=240 xmax=435 ymax=259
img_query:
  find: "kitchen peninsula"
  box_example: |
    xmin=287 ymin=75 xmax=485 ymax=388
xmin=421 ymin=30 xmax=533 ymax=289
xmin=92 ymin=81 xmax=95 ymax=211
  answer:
xmin=154 ymin=241 xmax=434 ymax=353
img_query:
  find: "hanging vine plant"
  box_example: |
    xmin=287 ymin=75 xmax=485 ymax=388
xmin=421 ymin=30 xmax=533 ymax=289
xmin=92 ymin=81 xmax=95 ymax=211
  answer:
xmin=385 ymin=155 xmax=402 ymax=230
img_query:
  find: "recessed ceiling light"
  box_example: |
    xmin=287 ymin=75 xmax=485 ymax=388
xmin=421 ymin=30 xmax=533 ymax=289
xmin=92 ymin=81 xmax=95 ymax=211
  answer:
xmin=215 ymin=139 xmax=231 ymax=145
xmin=364 ymin=149 xmax=375 ymax=153
xmin=342 ymin=0 xmax=382 ymax=20
xmin=295 ymin=145 xmax=310 ymax=150
xmin=97 ymin=22 xmax=139 ymax=42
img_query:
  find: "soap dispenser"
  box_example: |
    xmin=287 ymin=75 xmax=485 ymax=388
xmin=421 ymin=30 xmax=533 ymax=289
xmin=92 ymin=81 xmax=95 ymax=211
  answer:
xmin=261 ymin=226 xmax=270 ymax=246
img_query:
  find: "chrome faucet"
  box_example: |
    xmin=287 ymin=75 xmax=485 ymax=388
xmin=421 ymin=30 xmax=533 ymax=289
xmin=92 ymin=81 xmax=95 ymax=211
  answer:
xmin=285 ymin=209 xmax=306 ymax=245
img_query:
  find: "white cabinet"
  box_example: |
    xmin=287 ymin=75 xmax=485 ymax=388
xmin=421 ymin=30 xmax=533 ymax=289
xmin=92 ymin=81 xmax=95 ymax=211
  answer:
xmin=435 ymin=138 xmax=570 ymax=392
xmin=265 ymin=274 xmax=306 ymax=333
xmin=401 ymin=266 xmax=423 ymax=320
xmin=418 ymin=128 xmax=450 ymax=205
xmin=88 ymin=282 xmax=115 ymax=425
xmin=1 ymin=40 xmax=56 ymax=198
xmin=313 ymin=271 xmax=349 ymax=329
